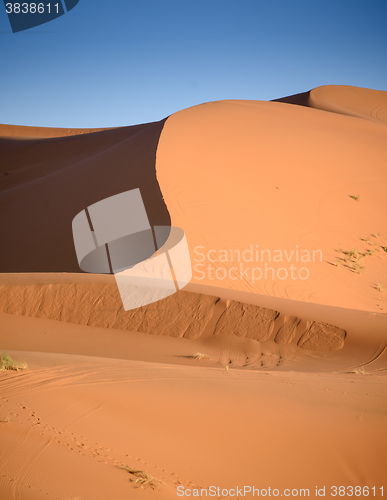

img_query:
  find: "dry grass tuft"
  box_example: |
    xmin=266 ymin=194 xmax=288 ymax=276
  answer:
xmin=377 ymin=282 xmax=386 ymax=293
xmin=349 ymin=194 xmax=360 ymax=201
xmin=0 ymin=352 xmax=28 ymax=371
xmin=190 ymin=352 xmax=209 ymax=360
xmin=346 ymin=247 xmax=360 ymax=259
xmin=351 ymin=261 xmax=364 ymax=274
xmin=349 ymin=367 xmax=370 ymax=375
xmin=0 ymin=413 xmax=10 ymax=424
xmin=118 ymin=466 xmax=164 ymax=490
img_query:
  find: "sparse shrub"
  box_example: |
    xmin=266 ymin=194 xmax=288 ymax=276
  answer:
xmin=346 ymin=247 xmax=360 ymax=259
xmin=190 ymin=352 xmax=209 ymax=360
xmin=0 ymin=352 xmax=28 ymax=371
xmin=0 ymin=414 xmax=10 ymax=424
xmin=349 ymin=195 xmax=360 ymax=201
xmin=118 ymin=466 xmax=163 ymax=490
xmin=377 ymin=282 xmax=386 ymax=293
xmin=351 ymin=262 xmax=363 ymax=274
xmin=349 ymin=367 xmax=370 ymax=375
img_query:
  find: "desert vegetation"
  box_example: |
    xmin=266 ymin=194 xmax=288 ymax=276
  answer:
xmin=118 ymin=466 xmax=164 ymax=490
xmin=0 ymin=352 xmax=28 ymax=371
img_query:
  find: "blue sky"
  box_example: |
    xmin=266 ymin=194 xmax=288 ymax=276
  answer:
xmin=1 ymin=0 xmax=386 ymax=128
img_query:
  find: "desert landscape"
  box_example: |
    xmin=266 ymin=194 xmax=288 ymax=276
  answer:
xmin=1 ymin=85 xmax=387 ymax=499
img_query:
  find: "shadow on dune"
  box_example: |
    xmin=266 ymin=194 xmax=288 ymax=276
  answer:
xmin=272 ymin=90 xmax=311 ymax=107
xmin=0 ymin=119 xmax=170 ymax=272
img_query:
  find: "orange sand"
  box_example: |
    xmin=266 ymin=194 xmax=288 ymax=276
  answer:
xmin=1 ymin=86 xmax=386 ymax=499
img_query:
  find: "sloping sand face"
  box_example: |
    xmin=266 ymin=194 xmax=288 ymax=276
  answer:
xmin=0 ymin=120 xmax=170 ymax=272
xmin=0 ymin=282 xmax=218 ymax=339
xmin=156 ymin=88 xmax=387 ymax=312
xmin=0 ymin=275 xmax=386 ymax=374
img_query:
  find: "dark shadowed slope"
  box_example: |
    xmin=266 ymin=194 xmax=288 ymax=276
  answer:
xmin=0 ymin=120 xmax=169 ymax=272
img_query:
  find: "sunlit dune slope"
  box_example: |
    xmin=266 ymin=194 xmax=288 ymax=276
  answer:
xmin=1 ymin=86 xmax=386 ymax=312
xmin=156 ymin=86 xmax=387 ymax=311
xmin=274 ymin=84 xmax=387 ymax=124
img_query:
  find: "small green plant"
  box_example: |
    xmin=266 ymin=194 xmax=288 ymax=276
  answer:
xmin=118 ymin=466 xmax=163 ymax=490
xmin=377 ymin=282 xmax=386 ymax=292
xmin=349 ymin=195 xmax=360 ymax=201
xmin=0 ymin=352 xmax=28 ymax=371
xmin=190 ymin=352 xmax=209 ymax=360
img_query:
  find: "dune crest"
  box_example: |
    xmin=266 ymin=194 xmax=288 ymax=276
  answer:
xmin=275 ymin=85 xmax=387 ymax=125
xmin=0 ymin=123 xmax=111 ymax=139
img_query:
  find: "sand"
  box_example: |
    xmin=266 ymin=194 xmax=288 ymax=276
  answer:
xmin=0 ymin=85 xmax=386 ymax=499
xmin=156 ymin=86 xmax=387 ymax=311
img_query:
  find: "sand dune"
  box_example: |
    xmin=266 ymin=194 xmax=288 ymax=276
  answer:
xmin=1 ymin=273 xmax=386 ymax=373
xmin=1 ymin=86 xmax=387 ymax=499
xmin=0 ymin=123 xmax=112 ymax=139
xmin=1 ymin=350 xmax=386 ymax=500
xmin=275 ymin=85 xmax=387 ymax=124
xmin=156 ymin=87 xmax=387 ymax=311
xmin=0 ymin=120 xmax=169 ymax=272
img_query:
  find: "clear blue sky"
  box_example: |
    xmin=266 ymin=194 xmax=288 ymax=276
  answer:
xmin=1 ymin=0 xmax=386 ymax=128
